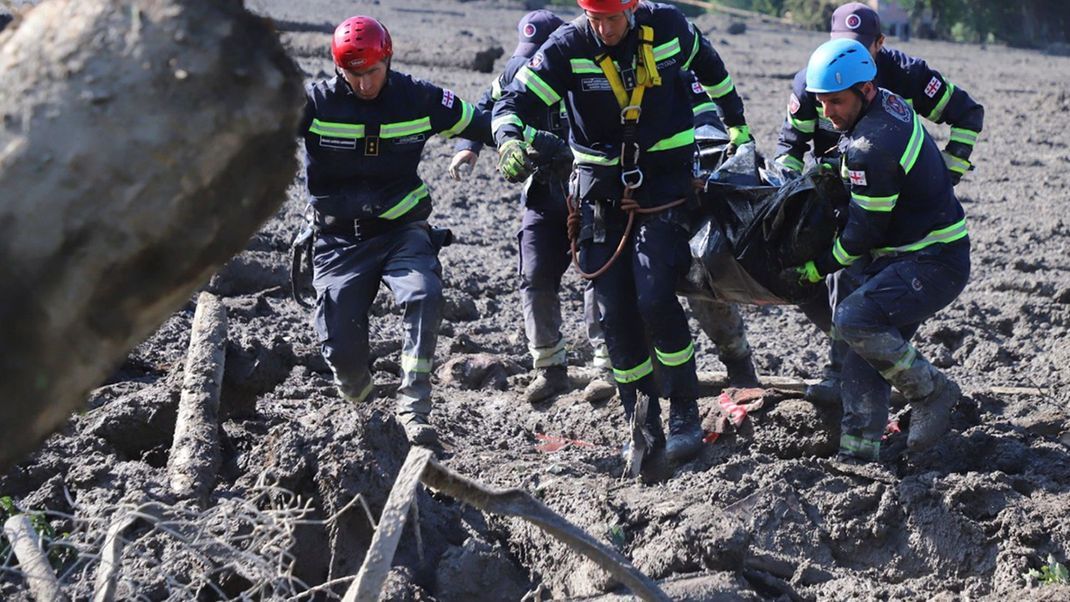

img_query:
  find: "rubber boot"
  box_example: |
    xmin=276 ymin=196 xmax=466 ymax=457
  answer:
xmin=524 ymin=365 xmax=569 ymax=404
xmin=398 ymin=412 xmax=438 ymax=446
xmin=805 ymin=375 xmax=841 ymax=407
xmin=723 ymin=353 xmax=760 ymax=389
xmin=907 ymin=371 xmax=960 ymax=452
xmin=582 ymin=371 xmax=616 ymax=403
xmin=665 ymin=398 xmax=704 ymax=464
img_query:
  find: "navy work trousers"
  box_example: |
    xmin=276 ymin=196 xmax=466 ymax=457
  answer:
xmin=312 ymin=221 xmax=443 ymax=417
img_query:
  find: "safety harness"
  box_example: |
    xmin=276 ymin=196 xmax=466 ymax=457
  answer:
xmin=595 ymin=24 xmax=661 ymax=189
xmin=568 ymin=23 xmax=688 ymax=279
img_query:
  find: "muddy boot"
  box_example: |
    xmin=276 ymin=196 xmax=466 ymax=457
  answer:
xmin=907 ymin=372 xmax=960 ymax=452
xmin=524 ymin=366 xmax=569 ymax=404
xmin=398 ymin=412 xmax=438 ymax=446
xmin=723 ymin=353 xmax=760 ymax=389
xmin=582 ymin=371 xmax=616 ymax=403
xmin=805 ymin=375 xmax=841 ymax=408
xmin=665 ymin=398 xmax=704 ymax=464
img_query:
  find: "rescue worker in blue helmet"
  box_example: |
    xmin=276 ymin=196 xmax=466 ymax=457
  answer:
xmin=775 ymin=2 xmax=984 ymax=408
xmin=786 ymin=39 xmax=970 ymax=461
xmin=492 ymin=0 xmax=753 ymax=470
xmin=300 ymin=16 xmax=494 ymax=445
xmin=448 ymin=10 xmax=616 ymax=405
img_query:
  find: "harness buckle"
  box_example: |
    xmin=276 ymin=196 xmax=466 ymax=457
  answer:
xmin=620 ymin=105 xmax=642 ymax=124
xmin=621 ymin=167 xmax=644 ymax=189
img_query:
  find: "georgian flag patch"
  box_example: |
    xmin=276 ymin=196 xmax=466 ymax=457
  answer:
xmin=788 ymin=93 xmax=801 ymax=114
xmin=848 ymin=169 xmax=868 ymax=186
xmin=442 ymin=89 xmax=456 ymax=108
xmin=924 ymin=76 xmax=942 ymax=98
xmin=692 ymin=81 xmax=704 ymax=95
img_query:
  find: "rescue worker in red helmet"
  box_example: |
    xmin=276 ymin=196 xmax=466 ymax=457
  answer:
xmin=448 ymin=10 xmax=610 ymax=405
xmin=300 ymin=16 xmax=494 ymax=445
xmin=493 ymin=0 xmax=753 ymax=475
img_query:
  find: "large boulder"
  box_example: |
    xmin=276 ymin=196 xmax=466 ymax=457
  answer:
xmin=0 ymin=0 xmax=303 ymax=469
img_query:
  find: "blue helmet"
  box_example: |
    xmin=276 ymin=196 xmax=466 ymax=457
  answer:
xmin=805 ymin=38 xmax=876 ymax=94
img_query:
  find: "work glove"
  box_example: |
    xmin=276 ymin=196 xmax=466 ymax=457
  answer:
xmin=782 ymin=260 xmax=823 ymax=285
xmin=942 ymin=151 xmax=971 ymax=186
xmin=448 ymin=149 xmax=478 ymax=180
xmin=728 ymin=124 xmax=752 ymax=147
xmin=773 ymin=154 xmax=804 ymax=176
xmin=497 ymin=139 xmax=535 ymax=183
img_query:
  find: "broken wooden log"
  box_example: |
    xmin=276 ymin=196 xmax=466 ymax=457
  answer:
xmin=0 ymin=0 xmax=302 ymax=469
xmin=420 ymin=458 xmax=671 ymax=602
xmin=167 ymin=292 xmax=227 ymax=500
xmin=92 ymin=512 xmax=139 ymax=602
xmin=343 ymin=448 xmax=433 ymax=602
xmin=3 ymin=514 xmax=67 ymax=602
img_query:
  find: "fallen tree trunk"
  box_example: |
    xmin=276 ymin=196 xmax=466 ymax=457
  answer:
xmin=167 ymin=292 xmax=227 ymax=501
xmin=0 ymin=0 xmax=302 ymax=469
xmin=3 ymin=514 xmax=67 ymax=602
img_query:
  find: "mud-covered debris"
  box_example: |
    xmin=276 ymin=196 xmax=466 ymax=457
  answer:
xmin=435 ymin=536 xmax=531 ymax=601
xmin=208 ymin=251 xmax=290 ymax=297
xmin=436 ymin=353 xmax=517 ymax=390
xmin=727 ymin=22 xmax=746 ymax=35
xmin=443 ymin=291 xmax=481 ymax=322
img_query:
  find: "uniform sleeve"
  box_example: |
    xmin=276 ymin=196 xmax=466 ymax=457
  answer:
xmin=493 ymin=41 xmax=570 ymax=147
xmin=684 ymin=71 xmax=725 ymax=130
xmin=895 ymin=52 xmax=984 ymax=168
xmin=814 ymin=147 xmax=900 ymax=275
xmin=427 ymin=82 xmax=494 ymax=146
xmin=773 ymin=71 xmax=816 ymax=172
xmin=298 ymin=87 xmax=315 ymax=137
xmin=681 ymin=21 xmax=745 ymax=127
xmin=453 ymin=74 xmax=505 ymax=155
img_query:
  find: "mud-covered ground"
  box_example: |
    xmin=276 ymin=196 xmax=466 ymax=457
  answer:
xmin=3 ymin=0 xmax=1070 ymax=600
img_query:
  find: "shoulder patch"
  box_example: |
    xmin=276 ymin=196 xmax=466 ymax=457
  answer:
xmin=441 ymin=89 xmax=456 ymax=108
xmin=692 ymin=81 xmax=704 ymax=95
xmin=924 ymin=76 xmax=942 ymax=98
xmin=882 ymin=92 xmax=911 ymax=124
xmin=788 ymin=93 xmax=801 ymax=115
xmin=847 ymin=169 xmax=868 ymax=187
xmin=529 ymin=52 xmax=544 ymax=69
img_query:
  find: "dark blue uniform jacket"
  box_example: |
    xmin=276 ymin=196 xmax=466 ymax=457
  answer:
xmin=493 ymin=2 xmax=746 ymax=205
xmin=776 ymin=46 xmax=984 ymax=173
xmin=301 ymin=70 xmax=493 ymax=227
xmin=816 ymin=88 xmax=968 ymax=276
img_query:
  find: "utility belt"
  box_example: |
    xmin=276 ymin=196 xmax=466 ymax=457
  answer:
xmin=316 ymin=213 xmax=398 ymax=242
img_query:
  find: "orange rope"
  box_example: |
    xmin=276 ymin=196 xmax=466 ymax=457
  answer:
xmin=568 ymin=188 xmax=688 ymax=280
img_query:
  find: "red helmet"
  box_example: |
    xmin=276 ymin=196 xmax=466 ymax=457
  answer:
xmin=331 ymin=16 xmax=393 ymax=70
xmin=577 ymin=0 xmax=639 ymax=14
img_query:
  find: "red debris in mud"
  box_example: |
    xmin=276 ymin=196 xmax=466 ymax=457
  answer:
xmin=534 ymin=432 xmax=596 ymax=453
